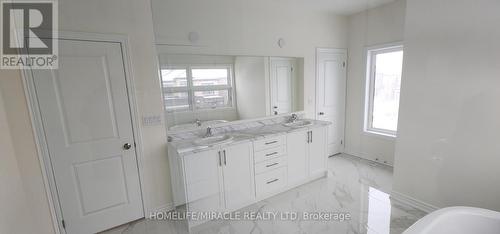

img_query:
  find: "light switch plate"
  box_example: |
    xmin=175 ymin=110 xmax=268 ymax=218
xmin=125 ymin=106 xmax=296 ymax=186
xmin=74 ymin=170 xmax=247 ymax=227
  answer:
xmin=142 ymin=115 xmax=162 ymax=126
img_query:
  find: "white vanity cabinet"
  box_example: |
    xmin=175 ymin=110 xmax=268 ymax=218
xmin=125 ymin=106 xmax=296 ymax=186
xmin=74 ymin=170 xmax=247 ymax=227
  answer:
xmin=168 ymin=141 xmax=255 ymax=223
xmin=286 ymin=130 xmax=308 ymax=186
xmin=308 ymin=127 xmax=328 ymax=177
xmin=167 ymin=121 xmax=329 ymax=228
xmin=287 ymin=126 xmax=328 ymax=186
xmin=182 ymin=148 xmax=224 ymax=215
xmin=253 ymin=135 xmax=288 ymax=198
xmin=221 ymin=142 xmax=255 ymax=210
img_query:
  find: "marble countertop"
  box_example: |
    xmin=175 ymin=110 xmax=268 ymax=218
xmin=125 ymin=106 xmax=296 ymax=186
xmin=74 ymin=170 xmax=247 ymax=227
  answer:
xmin=168 ymin=119 xmax=331 ymax=156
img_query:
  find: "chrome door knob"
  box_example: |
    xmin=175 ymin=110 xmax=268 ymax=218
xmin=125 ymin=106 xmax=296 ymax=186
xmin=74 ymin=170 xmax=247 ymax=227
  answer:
xmin=123 ymin=143 xmax=132 ymax=150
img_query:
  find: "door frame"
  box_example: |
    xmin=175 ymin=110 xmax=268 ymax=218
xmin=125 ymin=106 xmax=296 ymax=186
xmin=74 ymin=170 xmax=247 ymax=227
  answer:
xmin=21 ymin=31 xmax=148 ymax=234
xmin=315 ymin=47 xmax=347 ymax=153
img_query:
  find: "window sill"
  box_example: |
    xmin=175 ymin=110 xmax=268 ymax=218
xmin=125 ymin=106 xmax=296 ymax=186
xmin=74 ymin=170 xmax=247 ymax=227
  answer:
xmin=165 ymin=106 xmax=236 ymax=115
xmin=363 ymin=130 xmax=397 ymax=140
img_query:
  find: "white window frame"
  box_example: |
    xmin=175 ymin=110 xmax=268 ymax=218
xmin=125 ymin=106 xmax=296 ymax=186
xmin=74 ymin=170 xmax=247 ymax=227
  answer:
xmin=364 ymin=43 xmax=403 ymax=138
xmin=161 ymin=64 xmax=235 ymax=113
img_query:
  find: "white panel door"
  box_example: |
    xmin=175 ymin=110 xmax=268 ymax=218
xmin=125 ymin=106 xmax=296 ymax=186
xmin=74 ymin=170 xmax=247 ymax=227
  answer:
xmin=32 ymin=39 xmax=143 ymax=234
xmin=286 ymin=130 xmax=308 ymax=186
xmin=316 ymin=48 xmax=347 ymax=156
xmin=270 ymin=57 xmax=293 ymax=115
xmin=222 ymin=142 xmax=255 ymax=210
xmin=308 ymin=127 xmax=328 ymax=177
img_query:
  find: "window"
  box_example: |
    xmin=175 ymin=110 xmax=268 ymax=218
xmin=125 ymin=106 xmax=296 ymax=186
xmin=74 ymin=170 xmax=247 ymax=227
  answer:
xmin=365 ymin=44 xmax=403 ymax=137
xmin=160 ymin=65 xmax=234 ymax=112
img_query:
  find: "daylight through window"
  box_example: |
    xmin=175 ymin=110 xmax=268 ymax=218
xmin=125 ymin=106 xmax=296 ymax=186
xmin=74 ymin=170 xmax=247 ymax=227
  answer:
xmin=365 ymin=45 xmax=403 ymax=136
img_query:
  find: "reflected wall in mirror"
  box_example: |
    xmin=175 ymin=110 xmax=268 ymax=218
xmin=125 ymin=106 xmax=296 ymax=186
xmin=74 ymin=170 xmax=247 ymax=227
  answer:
xmin=158 ymin=54 xmax=304 ymax=131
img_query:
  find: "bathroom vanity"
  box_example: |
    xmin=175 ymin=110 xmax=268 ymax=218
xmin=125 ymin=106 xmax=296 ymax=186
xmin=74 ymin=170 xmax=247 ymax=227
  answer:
xmin=167 ymin=117 xmax=330 ymax=228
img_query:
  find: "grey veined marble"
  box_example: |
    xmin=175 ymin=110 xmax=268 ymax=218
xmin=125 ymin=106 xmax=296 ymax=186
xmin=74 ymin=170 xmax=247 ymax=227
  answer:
xmin=168 ymin=118 xmax=331 ymax=156
xmin=101 ymin=154 xmax=426 ymax=234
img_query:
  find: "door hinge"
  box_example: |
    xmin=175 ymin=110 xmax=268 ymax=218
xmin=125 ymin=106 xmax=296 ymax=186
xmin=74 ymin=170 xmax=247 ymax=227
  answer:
xmin=62 ymin=220 xmax=66 ymax=229
xmin=341 ymin=140 xmax=343 ymax=145
xmin=291 ymin=67 xmax=294 ymax=72
xmin=343 ymin=61 xmax=346 ymax=68
xmin=134 ymin=142 xmax=137 ymax=147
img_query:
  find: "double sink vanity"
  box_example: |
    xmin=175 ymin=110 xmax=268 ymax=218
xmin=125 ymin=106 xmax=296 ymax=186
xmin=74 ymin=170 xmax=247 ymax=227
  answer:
xmin=167 ymin=115 xmax=331 ymax=228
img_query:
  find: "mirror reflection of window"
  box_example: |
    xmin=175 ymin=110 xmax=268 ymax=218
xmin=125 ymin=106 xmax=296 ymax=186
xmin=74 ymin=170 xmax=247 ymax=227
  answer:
xmin=158 ymin=54 xmax=304 ymax=130
xmin=162 ymin=69 xmax=187 ymax=88
xmin=192 ymin=68 xmax=229 ymax=86
xmin=160 ymin=65 xmax=233 ymax=112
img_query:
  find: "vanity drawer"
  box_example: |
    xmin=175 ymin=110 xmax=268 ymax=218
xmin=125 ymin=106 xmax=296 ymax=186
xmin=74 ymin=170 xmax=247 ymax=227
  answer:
xmin=255 ymin=156 xmax=287 ymax=174
xmin=254 ymin=145 xmax=286 ymax=163
xmin=253 ymin=135 xmax=286 ymax=151
xmin=255 ymin=167 xmax=287 ymax=197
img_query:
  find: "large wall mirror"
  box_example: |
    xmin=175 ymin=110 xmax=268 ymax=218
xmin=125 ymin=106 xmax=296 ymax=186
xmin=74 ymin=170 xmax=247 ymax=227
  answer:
xmin=158 ymin=53 xmax=304 ymax=131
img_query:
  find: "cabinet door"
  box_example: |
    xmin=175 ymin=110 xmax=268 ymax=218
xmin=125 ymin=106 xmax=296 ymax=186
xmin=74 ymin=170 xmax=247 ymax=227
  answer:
xmin=286 ymin=130 xmax=309 ymax=186
xmin=183 ymin=149 xmax=224 ymax=214
xmin=222 ymin=142 xmax=255 ymax=210
xmin=308 ymin=127 xmax=328 ymax=177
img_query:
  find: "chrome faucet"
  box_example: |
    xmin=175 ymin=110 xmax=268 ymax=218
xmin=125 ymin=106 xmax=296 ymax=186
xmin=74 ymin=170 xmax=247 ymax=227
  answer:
xmin=289 ymin=113 xmax=298 ymax=123
xmin=204 ymin=127 xmax=213 ymax=138
xmin=195 ymin=118 xmax=202 ymax=127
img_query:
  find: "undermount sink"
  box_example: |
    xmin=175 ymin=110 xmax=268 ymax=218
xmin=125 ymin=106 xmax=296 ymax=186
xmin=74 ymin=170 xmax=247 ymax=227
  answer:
xmin=194 ymin=135 xmax=234 ymax=146
xmin=283 ymin=120 xmax=313 ymax=128
xmin=169 ymin=120 xmax=229 ymax=131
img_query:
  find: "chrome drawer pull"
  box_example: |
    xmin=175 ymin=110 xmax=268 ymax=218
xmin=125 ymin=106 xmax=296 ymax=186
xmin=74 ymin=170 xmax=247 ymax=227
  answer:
xmin=223 ymin=150 xmax=227 ymax=165
xmin=265 ymin=152 xmax=278 ymax=156
xmin=266 ymin=178 xmax=279 ymax=184
xmin=265 ymin=140 xmax=278 ymax=145
xmin=265 ymin=162 xmax=279 ymax=168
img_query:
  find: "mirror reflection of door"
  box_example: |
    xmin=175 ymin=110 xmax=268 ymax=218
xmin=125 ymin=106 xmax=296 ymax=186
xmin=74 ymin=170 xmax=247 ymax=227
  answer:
xmin=270 ymin=57 xmax=294 ymax=115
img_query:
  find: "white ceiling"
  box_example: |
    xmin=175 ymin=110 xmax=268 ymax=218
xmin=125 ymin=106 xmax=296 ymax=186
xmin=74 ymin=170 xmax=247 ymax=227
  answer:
xmin=294 ymin=0 xmax=398 ymax=15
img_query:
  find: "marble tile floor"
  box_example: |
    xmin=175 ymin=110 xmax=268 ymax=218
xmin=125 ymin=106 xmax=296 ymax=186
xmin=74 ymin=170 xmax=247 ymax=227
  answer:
xmin=101 ymin=154 xmax=427 ymax=234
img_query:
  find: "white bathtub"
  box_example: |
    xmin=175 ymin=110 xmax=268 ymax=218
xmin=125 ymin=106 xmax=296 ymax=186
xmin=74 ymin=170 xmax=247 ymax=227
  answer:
xmin=404 ymin=206 xmax=500 ymax=234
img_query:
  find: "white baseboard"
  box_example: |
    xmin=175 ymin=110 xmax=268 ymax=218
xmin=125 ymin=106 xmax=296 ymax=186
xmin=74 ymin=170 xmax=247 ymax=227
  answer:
xmin=147 ymin=202 xmax=175 ymax=218
xmin=390 ymin=191 xmax=439 ymax=213
xmin=342 ymin=148 xmax=393 ymax=166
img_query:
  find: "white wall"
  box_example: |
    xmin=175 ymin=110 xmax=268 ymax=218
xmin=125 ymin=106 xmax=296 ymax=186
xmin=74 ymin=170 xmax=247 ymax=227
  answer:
xmin=234 ymin=56 xmax=269 ymax=119
xmin=393 ymin=0 xmax=500 ymax=211
xmin=152 ymin=0 xmax=348 ymax=119
xmin=0 ymin=70 xmax=55 ymax=234
xmin=344 ymin=0 xmax=406 ymax=165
